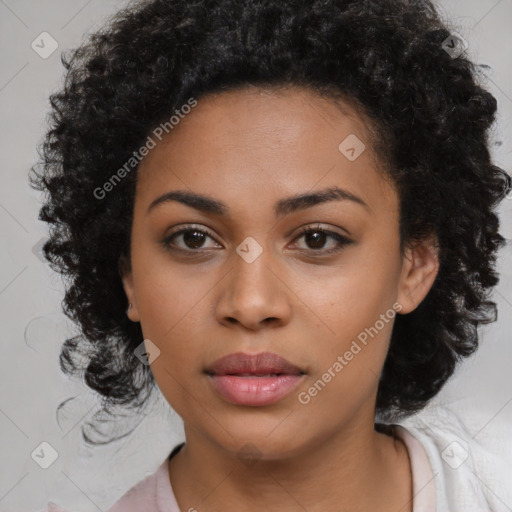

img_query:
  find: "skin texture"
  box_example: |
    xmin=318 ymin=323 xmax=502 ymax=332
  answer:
xmin=122 ymin=85 xmax=439 ymax=512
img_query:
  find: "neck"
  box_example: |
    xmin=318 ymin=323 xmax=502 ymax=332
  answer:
xmin=168 ymin=412 xmax=412 ymax=512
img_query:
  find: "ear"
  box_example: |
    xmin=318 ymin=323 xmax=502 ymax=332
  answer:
xmin=119 ymin=254 xmax=140 ymax=322
xmin=396 ymin=233 xmax=440 ymax=315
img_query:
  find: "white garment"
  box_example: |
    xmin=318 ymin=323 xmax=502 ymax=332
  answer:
xmin=36 ymin=406 xmax=512 ymax=512
xmin=396 ymin=405 xmax=512 ymax=511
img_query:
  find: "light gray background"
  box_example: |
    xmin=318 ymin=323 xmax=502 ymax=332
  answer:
xmin=1 ymin=1 xmax=511 ymax=511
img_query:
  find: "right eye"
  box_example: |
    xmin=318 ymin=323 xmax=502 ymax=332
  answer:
xmin=161 ymin=224 xmax=222 ymax=253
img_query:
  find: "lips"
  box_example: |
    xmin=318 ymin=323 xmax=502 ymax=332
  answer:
xmin=205 ymin=351 xmax=306 ymax=406
xmin=205 ymin=351 xmax=305 ymax=376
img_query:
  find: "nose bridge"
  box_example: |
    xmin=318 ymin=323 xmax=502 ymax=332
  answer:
xmin=230 ymin=236 xmax=278 ymax=301
xmin=216 ymin=235 xmax=290 ymax=328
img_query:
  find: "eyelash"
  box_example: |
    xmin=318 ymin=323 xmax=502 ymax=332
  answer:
xmin=161 ymin=223 xmax=353 ymax=256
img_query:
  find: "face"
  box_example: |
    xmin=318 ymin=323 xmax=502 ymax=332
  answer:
xmin=122 ymin=85 xmax=438 ymax=460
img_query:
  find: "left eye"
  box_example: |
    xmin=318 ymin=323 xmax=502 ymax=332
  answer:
xmin=290 ymin=225 xmax=352 ymax=254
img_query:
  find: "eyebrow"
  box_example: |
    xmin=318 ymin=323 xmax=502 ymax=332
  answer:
xmin=146 ymin=186 xmax=370 ymax=217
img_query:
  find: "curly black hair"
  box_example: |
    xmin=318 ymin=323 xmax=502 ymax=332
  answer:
xmin=29 ymin=0 xmax=511 ymax=445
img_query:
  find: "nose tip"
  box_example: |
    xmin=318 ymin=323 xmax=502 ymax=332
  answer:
xmin=216 ymin=256 xmax=291 ymax=331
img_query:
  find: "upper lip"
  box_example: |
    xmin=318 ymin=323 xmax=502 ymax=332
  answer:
xmin=205 ymin=351 xmax=305 ymax=376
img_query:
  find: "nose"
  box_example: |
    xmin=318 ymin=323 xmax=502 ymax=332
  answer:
xmin=215 ymin=243 xmax=292 ymax=331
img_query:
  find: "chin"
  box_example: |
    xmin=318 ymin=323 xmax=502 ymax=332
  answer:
xmin=212 ymin=424 xmax=309 ymax=462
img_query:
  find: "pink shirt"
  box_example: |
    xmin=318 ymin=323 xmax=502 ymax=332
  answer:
xmin=41 ymin=425 xmax=436 ymax=512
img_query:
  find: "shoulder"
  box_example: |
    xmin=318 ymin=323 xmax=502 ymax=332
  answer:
xmin=36 ymin=443 xmax=185 ymax=512
xmin=104 ymin=468 xmax=160 ymax=512
xmin=35 ymin=465 xmax=161 ymax=512
xmin=396 ymin=404 xmax=512 ymax=512
xmin=105 ymin=443 xmax=184 ymax=512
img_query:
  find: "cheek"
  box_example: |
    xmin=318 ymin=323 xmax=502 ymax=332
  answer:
xmin=131 ymin=256 xmax=220 ymax=402
xmin=138 ymin=285 xmax=210 ymax=415
xmin=132 ymin=243 xmax=211 ymax=337
xmin=297 ymin=248 xmax=400 ymax=392
xmin=298 ymin=252 xmax=398 ymax=343
xmin=299 ymin=291 xmax=396 ymax=420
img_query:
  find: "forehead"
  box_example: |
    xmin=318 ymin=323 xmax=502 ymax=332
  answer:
xmin=135 ymin=85 xmax=396 ymax=217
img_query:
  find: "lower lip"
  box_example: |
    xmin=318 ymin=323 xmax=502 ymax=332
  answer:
xmin=208 ymin=374 xmax=305 ymax=406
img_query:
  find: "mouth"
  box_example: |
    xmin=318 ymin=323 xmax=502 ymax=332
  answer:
xmin=204 ymin=351 xmax=306 ymax=406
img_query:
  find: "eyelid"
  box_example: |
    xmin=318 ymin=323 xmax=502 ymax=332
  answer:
xmin=165 ymin=223 xmax=218 ymax=240
xmin=288 ymin=222 xmax=351 ymax=240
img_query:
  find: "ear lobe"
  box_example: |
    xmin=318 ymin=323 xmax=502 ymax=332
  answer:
xmin=396 ymin=235 xmax=440 ymax=315
xmin=119 ymin=254 xmax=140 ymax=322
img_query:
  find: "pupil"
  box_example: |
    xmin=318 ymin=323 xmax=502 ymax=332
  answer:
xmin=184 ymin=230 xmax=205 ymax=248
xmin=306 ymin=231 xmax=325 ymax=249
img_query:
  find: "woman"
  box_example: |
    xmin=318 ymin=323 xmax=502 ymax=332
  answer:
xmin=31 ymin=0 xmax=511 ymax=510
